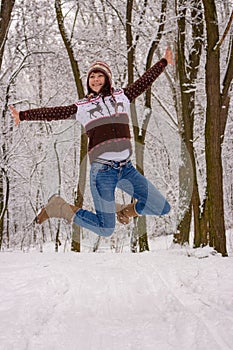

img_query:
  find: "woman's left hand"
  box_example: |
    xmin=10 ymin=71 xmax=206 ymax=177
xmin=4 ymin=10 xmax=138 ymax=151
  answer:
xmin=9 ymin=105 xmax=20 ymax=126
xmin=165 ymin=47 xmax=174 ymax=65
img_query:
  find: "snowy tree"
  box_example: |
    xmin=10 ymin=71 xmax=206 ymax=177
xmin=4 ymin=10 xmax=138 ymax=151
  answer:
xmin=0 ymin=0 xmax=15 ymax=248
xmin=175 ymin=0 xmax=205 ymax=246
xmin=0 ymin=0 xmax=232 ymax=254
xmin=202 ymin=0 xmax=233 ymax=256
xmin=55 ymin=0 xmax=86 ymax=252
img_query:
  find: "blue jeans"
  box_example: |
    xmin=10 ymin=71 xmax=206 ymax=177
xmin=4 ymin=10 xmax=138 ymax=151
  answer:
xmin=73 ymin=160 xmax=170 ymax=237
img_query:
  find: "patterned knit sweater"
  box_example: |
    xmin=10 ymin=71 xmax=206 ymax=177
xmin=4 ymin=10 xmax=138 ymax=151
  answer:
xmin=19 ymin=59 xmax=167 ymax=162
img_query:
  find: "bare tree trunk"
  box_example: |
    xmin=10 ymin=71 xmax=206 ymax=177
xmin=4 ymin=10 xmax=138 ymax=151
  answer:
xmin=176 ymin=0 xmax=205 ymax=246
xmin=55 ymin=0 xmax=86 ymax=252
xmin=0 ymin=169 xmax=10 ymax=250
xmin=0 ymin=159 xmax=4 ymax=249
xmin=126 ymin=0 xmax=168 ymax=252
xmin=0 ymin=0 xmax=15 ymax=70
xmin=126 ymin=0 xmax=141 ymax=252
xmin=134 ymin=106 xmax=149 ymax=252
xmin=202 ymin=0 xmax=231 ymax=256
xmin=0 ymin=0 xmax=15 ymax=250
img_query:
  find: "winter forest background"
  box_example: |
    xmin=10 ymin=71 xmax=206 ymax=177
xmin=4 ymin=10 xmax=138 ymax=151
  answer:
xmin=0 ymin=0 xmax=232 ymax=255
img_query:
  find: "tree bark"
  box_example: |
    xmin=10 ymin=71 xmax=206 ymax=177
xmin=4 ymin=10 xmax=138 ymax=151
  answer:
xmin=202 ymin=0 xmax=228 ymax=256
xmin=126 ymin=0 xmax=168 ymax=252
xmin=176 ymin=0 xmax=206 ymax=246
xmin=0 ymin=0 xmax=15 ymax=71
xmin=0 ymin=0 xmax=15 ymax=249
xmin=55 ymin=0 xmax=87 ymax=252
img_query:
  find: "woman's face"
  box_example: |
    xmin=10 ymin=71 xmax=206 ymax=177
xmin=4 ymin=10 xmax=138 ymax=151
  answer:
xmin=88 ymin=71 xmax=106 ymax=94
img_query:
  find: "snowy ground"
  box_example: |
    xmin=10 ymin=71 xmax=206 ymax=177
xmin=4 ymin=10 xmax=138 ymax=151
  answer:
xmin=1 ymin=233 xmax=233 ymax=350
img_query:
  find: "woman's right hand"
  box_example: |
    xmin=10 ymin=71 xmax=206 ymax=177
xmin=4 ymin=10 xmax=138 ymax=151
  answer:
xmin=165 ymin=47 xmax=174 ymax=65
xmin=9 ymin=105 xmax=20 ymax=126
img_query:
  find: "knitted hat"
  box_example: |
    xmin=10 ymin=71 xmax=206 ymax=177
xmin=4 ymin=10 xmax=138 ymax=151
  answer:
xmin=87 ymin=61 xmax=112 ymax=94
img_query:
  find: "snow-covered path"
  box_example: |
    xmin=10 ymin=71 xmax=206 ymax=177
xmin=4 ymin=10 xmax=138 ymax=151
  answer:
xmin=1 ymin=244 xmax=233 ymax=350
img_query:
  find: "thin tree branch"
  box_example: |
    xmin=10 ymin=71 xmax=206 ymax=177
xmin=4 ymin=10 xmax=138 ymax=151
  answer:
xmin=105 ymin=0 xmax=125 ymax=28
xmin=213 ymin=9 xmax=233 ymax=51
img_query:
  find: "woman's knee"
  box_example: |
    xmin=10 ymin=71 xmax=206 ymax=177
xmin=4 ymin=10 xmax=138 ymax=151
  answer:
xmin=161 ymin=201 xmax=171 ymax=215
xmin=137 ymin=199 xmax=171 ymax=216
xmin=98 ymin=226 xmax=115 ymax=237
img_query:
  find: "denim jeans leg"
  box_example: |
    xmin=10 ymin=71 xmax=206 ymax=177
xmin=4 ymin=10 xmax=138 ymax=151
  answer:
xmin=117 ymin=162 xmax=170 ymax=216
xmin=73 ymin=162 xmax=117 ymax=236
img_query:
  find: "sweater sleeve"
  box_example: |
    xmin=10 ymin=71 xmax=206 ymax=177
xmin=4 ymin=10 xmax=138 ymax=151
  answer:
xmin=19 ymin=104 xmax=78 ymax=122
xmin=123 ymin=58 xmax=167 ymax=102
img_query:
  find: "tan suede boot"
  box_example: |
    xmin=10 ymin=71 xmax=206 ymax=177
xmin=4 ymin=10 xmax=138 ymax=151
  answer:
xmin=36 ymin=195 xmax=80 ymax=224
